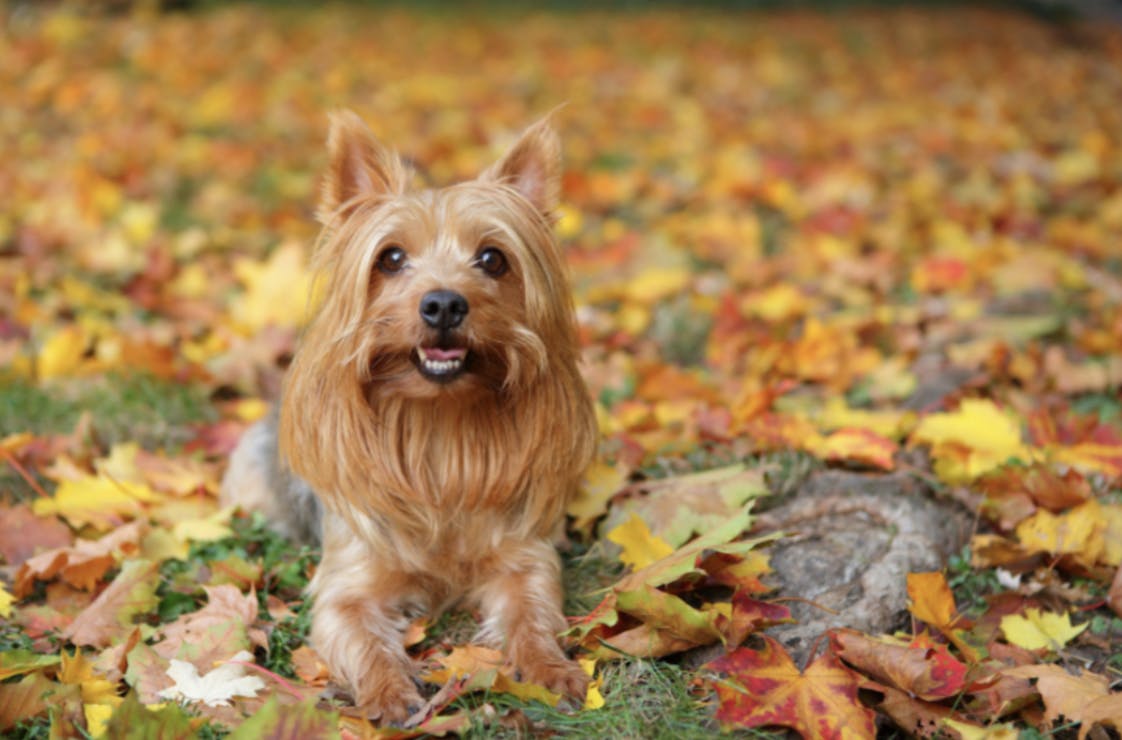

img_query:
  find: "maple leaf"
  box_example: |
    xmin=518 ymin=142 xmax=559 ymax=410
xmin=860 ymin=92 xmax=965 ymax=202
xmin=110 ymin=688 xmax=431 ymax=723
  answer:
xmin=227 ymin=696 xmax=340 ymax=740
xmin=230 ymin=241 xmax=315 ymax=332
xmin=102 ymin=693 xmax=196 ymax=740
xmin=14 ymin=519 xmax=146 ymax=597
xmin=33 ymin=472 xmax=162 ymax=531
xmin=158 ymin=650 xmax=266 ymax=707
xmin=1013 ymin=500 xmax=1107 ymax=567
xmin=63 ymin=558 xmax=160 ymax=648
xmin=707 ymin=636 xmax=876 ymax=739
xmin=606 ymin=513 xmax=674 ymax=569
xmin=603 ymin=464 xmax=769 ymax=548
xmin=154 ymin=584 xmax=264 ymax=669
xmin=999 ymin=608 xmax=1088 ymax=652
xmin=1004 ymin=664 xmax=1122 ymax=740
xmin=0 ymin=504 xmax=72 ymax=566
xmin=910 ymin=399 xmax=1032 ymax=483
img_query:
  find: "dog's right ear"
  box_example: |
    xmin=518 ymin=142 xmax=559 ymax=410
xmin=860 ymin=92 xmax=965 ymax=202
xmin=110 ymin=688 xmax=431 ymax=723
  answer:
xmin=319 ymin=110 xmax=409 ymax=224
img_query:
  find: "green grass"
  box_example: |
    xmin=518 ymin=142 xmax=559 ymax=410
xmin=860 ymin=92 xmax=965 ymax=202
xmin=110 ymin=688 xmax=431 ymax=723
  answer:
xmin=0 ymin=372 xmax=214 ymax=446
xmin=0 ymin=372 xmax=215 ymax=502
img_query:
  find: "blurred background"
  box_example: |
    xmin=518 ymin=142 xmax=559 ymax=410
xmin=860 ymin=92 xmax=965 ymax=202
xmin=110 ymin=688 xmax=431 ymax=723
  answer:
xmin=2 ymin=0 xmax=1121 ymax=461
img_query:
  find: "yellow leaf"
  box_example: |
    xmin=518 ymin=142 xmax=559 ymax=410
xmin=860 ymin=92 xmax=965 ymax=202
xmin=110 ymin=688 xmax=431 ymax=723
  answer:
xmin=172 ymin=506 xmax=234 ymax=545
xmin=568 ymin=462 xmax=628 ymax=535
xmin=230 ymin=241 xmax=314 ymax=332
xmin=38 ymin=326 xmax=88 ymax=380
xmin=1000 ymin=608 xmax=1088 ymax=651
xmin=911 ymin=399 xmax=1031 ymax=483
xmin=84 ymin=703 xmax=114 ymax=739
xmin=1101 ymin=505 xmax=1122 ymax=566
xmin=741 ymin=284 xmax=809 ymax=322
xmin=580 ymin=658 xmax=604 ymax=710
xmin=1014 ymin=500 xmax=1104 ymax=566
xmin=942 ymin=719 xmax=1018 ymax=740
xmin=141 ymin=527 xmax=189 ymax=562
xmin=96 ymin=442 xmax=143 ymax=485
xmin=33 ymin=475 xmax=161 ymax=531
xmin=606 ymin=513 xmax=674 ymax=570
xmin=0 ymin=583 xmax=13 ymax=617
xmin=816 ymin=398 xmax=914 ymax=439
xmin=907 ymin=572 xmax=957 ymax=630
xmin=231 ymin=398 xmax=269 ymax=423
xmin=625 ymin=267 xmax=690 ymax=304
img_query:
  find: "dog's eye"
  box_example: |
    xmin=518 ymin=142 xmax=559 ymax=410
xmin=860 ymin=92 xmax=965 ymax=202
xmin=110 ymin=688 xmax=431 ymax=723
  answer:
xmin=376 ymin=246 xmax=407 ymax=274
xmin=475 ymin=247 xmax=508 ymax=278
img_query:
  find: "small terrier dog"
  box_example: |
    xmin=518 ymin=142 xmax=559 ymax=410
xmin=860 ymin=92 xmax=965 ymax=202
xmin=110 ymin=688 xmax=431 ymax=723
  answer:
xmin=221 ymin=111 xmax=597 ymax=722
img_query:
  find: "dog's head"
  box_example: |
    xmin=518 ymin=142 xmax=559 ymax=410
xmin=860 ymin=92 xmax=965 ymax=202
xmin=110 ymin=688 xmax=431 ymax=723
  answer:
xmin=303 ymin=111 xmax=578 ymax=401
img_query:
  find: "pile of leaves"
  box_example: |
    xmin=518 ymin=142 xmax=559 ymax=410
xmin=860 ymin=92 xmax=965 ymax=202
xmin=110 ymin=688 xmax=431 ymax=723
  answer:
xmin=2 ymin=3 xmax=1121 ymax=738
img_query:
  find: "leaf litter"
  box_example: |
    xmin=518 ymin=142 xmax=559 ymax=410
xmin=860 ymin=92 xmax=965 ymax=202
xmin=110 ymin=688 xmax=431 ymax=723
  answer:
xmin=2 ymin=3 xmax=1122 ymax=738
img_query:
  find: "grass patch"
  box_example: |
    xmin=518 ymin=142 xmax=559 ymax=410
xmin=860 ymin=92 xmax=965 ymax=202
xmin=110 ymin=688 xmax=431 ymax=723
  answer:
xmin=0 ymin=372 xmax=215 ymax=502
xmin=451 ymin=656 xmax=780 ymax=739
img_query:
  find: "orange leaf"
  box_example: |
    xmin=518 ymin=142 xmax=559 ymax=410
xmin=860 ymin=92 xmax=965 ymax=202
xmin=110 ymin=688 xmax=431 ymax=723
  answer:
xmin=814 ymin=427 xmax=898 ymax=470
xmin=907 ymin=572 xmax=958 ymax=632
xmin=707 ymin=636 xmax=875 ymax=739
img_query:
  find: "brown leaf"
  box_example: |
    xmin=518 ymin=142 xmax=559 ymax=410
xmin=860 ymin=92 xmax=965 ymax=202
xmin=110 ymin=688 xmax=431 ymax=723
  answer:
xmin=154 ymin=584 xmax=260 ymax=669
xmin=15 ymin=520 xmax=146 ymax=597
xmin=1004 ymin=664 xmax=1122 ymax=740
xmin=63 ymin=558 xmax=161 ymax=648
xmin=0 ymin=504 xmax=72 ymax=566
xmin=0 ymin=672 xmax=52 ymax=731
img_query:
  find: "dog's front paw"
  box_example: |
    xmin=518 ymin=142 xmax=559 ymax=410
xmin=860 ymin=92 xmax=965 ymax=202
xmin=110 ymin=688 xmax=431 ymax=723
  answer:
xmin=355 ymin=672 xmax=424 ymax=725
xmin=519 ymin=657 xmax=589 ymax=704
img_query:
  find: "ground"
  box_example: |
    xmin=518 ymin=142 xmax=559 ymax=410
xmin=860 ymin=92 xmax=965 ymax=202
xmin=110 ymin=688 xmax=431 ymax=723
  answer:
xmin=1 ymin=3 xmax=1121 ymax=738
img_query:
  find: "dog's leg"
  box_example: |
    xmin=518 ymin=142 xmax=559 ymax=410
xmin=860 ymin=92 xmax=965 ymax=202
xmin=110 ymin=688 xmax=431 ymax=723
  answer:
xmin=473 ymin=539 xmax=589 ymax=702
xmin=310 ymin=523 xmax=424 ymax=723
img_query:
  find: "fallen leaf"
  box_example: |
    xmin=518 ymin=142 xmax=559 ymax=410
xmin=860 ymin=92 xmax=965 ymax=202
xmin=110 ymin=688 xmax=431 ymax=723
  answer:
xmin=707 ymin=636 xmax=876 ymax=739
xmin=63 ymin=558 xmax=161 ymax=648
xmin=999 ymin=608 xmax=1088 ymax=652
xmin=157 ymin=650 xmax=266 ymax=707
xmin=227 ymin=696 xmax=339 ymax=739
xmin=911 ymin=400 xmax=1032 ymax=483
xmin=606 ymin=513 xmax=674 ymax=570
xmin=831 ymin=629 xmax=968 ymax=702
xmin=155 ymin=585 xmax=262 ymax=670
xmin=0 ymin=504 xmax=72 ymax=566
xmin=1004 ymin=664 xmax=1122 ymax=740
xmin=14 ymin=520 xmax=146 ymax=597
xmin=102 ymin=692 xmax=196 ymax=740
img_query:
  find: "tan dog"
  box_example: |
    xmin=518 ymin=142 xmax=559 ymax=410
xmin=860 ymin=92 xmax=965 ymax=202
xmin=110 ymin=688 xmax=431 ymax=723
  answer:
xmin=221 ymin=111 xmax=596 ymax=723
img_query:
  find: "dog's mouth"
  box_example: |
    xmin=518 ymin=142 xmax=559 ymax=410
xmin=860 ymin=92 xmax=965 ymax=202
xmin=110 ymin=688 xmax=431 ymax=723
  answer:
xmin=413 ymin=344 xmax=469 ymax=383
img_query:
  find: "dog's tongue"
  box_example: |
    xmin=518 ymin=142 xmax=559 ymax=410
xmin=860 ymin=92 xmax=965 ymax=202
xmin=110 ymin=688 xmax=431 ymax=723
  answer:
xmin=421 ymin=346 xmax=466 ymax=361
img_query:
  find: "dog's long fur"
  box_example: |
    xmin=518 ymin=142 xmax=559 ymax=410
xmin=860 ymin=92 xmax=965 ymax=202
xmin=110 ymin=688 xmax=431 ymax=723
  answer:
xmin=221 ymin=111 xmax=597 ymax=722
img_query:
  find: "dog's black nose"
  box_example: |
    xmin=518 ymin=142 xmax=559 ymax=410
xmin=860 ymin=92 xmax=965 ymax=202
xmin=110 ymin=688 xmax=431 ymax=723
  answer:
xmin=420 ymin=290 xmax=468 ymax=330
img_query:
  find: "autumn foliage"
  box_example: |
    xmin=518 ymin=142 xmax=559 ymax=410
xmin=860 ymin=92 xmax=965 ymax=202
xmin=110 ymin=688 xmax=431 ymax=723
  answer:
xmin=2 ymin=3 xmax=1122 ymax=738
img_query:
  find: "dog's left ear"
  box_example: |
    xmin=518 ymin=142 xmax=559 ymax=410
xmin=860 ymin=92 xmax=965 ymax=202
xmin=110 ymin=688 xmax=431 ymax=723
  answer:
xmin=483 ymin=117 xmax=561 ymax=217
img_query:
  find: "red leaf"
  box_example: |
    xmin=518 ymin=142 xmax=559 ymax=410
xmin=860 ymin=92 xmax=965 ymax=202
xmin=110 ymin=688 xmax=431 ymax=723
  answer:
xmin=707 ymin=636 xmax=875 ymax=739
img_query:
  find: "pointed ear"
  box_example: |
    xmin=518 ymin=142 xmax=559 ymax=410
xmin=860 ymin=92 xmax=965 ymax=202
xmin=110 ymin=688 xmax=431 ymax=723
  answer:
xmin=318 ymin=110 xmax=409 ymax=223
xmin=482 ymin=117 xmax=562 ymax=217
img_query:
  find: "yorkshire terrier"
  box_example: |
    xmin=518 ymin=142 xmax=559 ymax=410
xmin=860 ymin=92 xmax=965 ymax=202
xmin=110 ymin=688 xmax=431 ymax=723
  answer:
xmin=221 ymin=110 xmax=597 ymax=722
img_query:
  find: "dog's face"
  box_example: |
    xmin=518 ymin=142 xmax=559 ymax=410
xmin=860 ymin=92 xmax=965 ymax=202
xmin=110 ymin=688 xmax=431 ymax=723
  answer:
xmin=307 ymin=112 xmax=578 ymax=401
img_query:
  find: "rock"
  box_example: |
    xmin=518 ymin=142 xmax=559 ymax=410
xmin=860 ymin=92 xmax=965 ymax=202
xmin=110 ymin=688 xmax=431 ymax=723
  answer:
xmin=752 ymin=470 xmax=972 ymax=666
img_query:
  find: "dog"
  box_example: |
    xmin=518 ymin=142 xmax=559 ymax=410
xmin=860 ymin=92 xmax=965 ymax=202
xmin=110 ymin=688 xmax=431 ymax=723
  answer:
xmin=220 ymin=110 xmax=597 ymax=723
